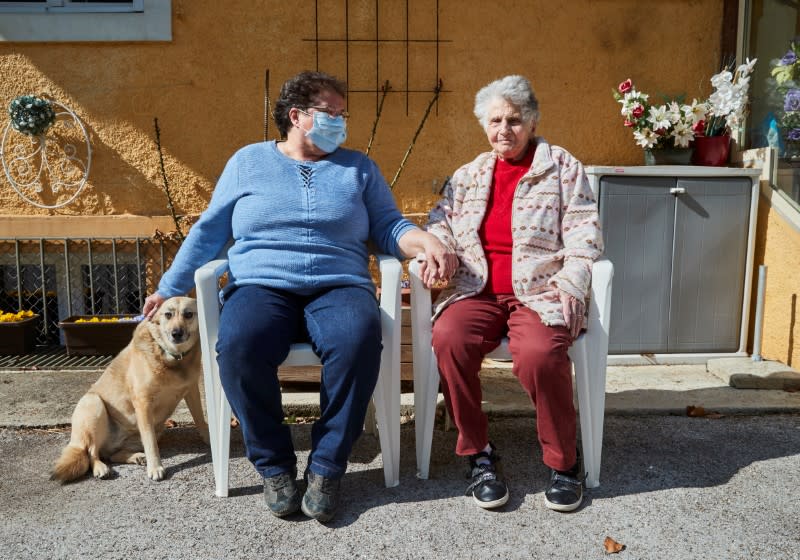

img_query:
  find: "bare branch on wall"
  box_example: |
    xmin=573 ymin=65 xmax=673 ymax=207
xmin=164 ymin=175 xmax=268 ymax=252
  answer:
xmin=390 ymin=79 xmax=443 ymax=190
xmin=152 ymin=118 xmax=185 ymax=241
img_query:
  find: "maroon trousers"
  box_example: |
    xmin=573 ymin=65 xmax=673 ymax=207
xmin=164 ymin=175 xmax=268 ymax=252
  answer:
xmin=431 ymin=293 xmax=577 ymax=471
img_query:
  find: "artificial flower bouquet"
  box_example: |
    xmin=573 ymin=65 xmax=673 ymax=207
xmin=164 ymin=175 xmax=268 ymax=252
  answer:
xmin=613 ymin=79 xmax=706 ymax=150
xmin=702 ymin=58 xmax=757 ymax=137
xmin=614 ymin=58 xmax=757 ymax=151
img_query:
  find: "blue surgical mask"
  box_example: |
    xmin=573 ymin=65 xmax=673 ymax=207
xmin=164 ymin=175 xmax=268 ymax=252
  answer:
xmin=303 ymin=110 xmax=347 ymax=153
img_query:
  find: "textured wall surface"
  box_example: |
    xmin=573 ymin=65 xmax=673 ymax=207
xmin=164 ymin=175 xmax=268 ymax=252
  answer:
xmin=752 ymin=195 xmax=800 ymax=368
xmin=0 ymin=0 xmax=724 ymax=223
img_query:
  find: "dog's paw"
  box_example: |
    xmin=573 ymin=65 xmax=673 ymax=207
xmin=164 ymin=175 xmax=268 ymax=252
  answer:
xmin=147 ymin=465 xmax=166 ymax=481
xmin=129 ymin=452 xmax=147 ymax=465
xmin=92 ymin=461 xmax=111 ymax=479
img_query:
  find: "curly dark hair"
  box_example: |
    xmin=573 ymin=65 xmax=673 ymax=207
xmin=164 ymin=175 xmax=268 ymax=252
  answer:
xmin=273 ymin=71 xmax=347 ymax=137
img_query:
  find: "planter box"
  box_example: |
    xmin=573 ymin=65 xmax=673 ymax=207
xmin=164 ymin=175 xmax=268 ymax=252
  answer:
xmin=59 ymin=315 xmax=140 ymax=356
xmin=0 ymin=314 xmax=39 ymax=355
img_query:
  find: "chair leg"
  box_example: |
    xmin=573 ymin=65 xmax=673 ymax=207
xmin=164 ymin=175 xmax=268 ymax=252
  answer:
xmin=363 ymin=401 xmax=377 ymax=436
xmin=372 ymin=358 xmax=400 ymax=488
xmin=208 ymin=372 xmax=232 ymax=498
xmin=571 ymin=337 xmax=605 ymax=489
xmin=415 ymin=348 xmax=440 ymax=479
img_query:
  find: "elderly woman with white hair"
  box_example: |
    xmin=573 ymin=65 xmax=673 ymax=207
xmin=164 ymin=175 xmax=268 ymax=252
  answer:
xmin=420 ymin=75 xmax=603 ymax=512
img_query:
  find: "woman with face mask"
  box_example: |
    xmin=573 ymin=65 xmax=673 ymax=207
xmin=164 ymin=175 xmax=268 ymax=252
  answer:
xmin=142 ymin=71 xmax=455 ymax=523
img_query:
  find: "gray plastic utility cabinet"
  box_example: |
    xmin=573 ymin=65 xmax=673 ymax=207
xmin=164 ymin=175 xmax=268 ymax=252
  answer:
xmin=586 ymin=166 xmax=761 ymax=365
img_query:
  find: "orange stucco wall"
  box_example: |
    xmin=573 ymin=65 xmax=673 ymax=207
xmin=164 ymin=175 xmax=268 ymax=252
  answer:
xmin=0 ymin=0 xmax=725 ymax=227
xmin=752 ymin=194 xmax=800 ymax=368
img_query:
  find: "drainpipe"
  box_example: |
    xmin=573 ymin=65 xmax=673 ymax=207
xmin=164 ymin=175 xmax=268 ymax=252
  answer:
xmin=752 ymin=265 xmax=767 ymax=362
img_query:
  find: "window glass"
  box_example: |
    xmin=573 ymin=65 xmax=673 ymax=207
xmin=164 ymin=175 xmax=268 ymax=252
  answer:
xmin=747 ymin=0 xmax=800 ymax=209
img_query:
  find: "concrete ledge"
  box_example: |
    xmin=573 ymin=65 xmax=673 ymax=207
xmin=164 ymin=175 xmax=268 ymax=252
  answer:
xmin=707 ymin=357 xmax=800 ymax=390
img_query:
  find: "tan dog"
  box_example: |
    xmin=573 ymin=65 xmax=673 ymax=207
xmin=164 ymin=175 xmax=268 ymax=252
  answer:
xmin=51 ymin=296 xmax=209 ymax=482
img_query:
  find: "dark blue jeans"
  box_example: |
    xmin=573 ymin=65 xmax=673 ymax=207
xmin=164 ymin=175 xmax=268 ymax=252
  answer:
xmin=216 ymin=284 xmax=382 ymax=480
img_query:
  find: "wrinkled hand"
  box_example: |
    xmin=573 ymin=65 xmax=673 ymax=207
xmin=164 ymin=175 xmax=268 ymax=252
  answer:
xmin=417 ymin=235 xmax=458 ymax=289
xmin=142 ymin=293 xmax=167 ymax=321
xmin=560 ymin=291 xmax=585 ymax=339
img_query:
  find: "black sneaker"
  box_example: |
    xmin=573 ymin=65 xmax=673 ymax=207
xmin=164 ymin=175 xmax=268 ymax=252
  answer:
xmin=301 ymin=470 xmax=341 ymax=523
xmin=465 ymin=444 xmax=509 ymax=509
xmin=263 ymin=470 xmax=301 ymax=517
xmin=544 ymin=462 xmax=583 ymax=512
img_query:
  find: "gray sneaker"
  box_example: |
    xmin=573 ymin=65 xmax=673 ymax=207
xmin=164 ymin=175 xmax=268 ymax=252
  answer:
xmin=301 ymin=470 xmax=341 ymax=523
xmin=263 ymin=470 xmax=301 ymax=517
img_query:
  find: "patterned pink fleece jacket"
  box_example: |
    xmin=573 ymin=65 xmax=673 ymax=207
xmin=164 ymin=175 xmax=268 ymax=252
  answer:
xmin=426 ymin=137 xmax=603 ymax=327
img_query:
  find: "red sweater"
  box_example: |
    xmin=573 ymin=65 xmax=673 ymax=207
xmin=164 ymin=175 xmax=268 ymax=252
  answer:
xmin=479 ymin=145 xmax=535 ymax=294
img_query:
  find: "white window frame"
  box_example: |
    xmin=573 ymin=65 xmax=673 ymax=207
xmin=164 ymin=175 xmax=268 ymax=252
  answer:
xmin=0 ymin=0 xmax=169 ymax=41
xmin=0 ymin=1 xmax=143 ymax=13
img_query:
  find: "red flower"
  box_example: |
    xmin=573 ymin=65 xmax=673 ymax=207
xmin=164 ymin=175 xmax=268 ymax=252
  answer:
xmin=631 ymin=105 xmax=644 ymax=119
xmin=692 ymin=120 xmax=706 ymax=135
xmin=623 ymin=119 xmax=635 ymax=127
xmin=618 ymin=79 xmax=633 ymax=94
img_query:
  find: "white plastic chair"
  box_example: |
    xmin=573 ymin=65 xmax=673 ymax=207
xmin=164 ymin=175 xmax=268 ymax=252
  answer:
xmin=195 ymin=254 xmax=402 ymax=497
xmin=409 ymin=258 xmax=613 ymax=488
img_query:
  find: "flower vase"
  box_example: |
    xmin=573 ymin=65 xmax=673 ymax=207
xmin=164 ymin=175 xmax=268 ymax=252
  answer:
xmin=644 ymin=148 xmax=692 ymax=165
xmin=691 ymin=135 xmax=731 ymax=166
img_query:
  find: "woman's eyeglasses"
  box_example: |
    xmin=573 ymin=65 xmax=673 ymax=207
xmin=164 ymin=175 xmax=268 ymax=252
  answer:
xmin=299 ymin=106 xmax=350 ymax=120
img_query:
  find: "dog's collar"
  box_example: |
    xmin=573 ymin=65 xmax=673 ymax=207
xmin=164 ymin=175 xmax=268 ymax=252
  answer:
xmin=158 ymin=342 xmax=186 ymax=361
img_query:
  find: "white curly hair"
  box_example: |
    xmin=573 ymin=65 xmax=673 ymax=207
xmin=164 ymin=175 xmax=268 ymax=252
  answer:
xmin=473 ymin=75 xmax=540 ymax=130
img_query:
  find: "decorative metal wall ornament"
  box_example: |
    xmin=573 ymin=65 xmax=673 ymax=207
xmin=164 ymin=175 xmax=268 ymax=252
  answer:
xmin=1 ymin=96 xmax=92 ymax=209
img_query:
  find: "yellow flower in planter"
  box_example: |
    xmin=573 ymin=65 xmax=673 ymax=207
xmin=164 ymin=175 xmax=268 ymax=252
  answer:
xmin=0 ymin=310 xmax=36 ymax=323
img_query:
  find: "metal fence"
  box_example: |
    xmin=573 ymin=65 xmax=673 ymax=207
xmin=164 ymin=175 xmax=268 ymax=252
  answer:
xmin=0 ymin=236 xmax=181 ymax=346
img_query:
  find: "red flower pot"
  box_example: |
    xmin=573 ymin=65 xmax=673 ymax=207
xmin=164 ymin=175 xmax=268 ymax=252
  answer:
xmin=692 ymin=134 xmax=731 ymax=166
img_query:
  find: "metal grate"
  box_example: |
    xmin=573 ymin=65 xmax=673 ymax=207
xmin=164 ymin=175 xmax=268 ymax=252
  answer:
xmin=0 ymin=345 xmax=111 ymax=370
xmin=0 ymin=236 xmax=180 ymax=347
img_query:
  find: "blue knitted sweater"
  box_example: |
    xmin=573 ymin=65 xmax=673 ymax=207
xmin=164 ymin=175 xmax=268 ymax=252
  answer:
xmin=157 ymin=141 xmax=416 ymax=297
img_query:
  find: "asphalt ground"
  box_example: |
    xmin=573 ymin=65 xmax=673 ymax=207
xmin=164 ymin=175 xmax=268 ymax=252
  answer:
xmin=2 ymin=362 xmax=800 ymax=559
xmin=2 ymin=413 xmax=800 ymax=559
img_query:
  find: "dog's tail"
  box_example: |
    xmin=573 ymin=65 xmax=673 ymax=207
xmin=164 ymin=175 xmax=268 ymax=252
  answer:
xmin=50 ymin=444 xmax=90 ymax=482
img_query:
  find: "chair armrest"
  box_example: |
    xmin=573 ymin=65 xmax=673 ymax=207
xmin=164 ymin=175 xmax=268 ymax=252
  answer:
xmin=375 ymin=253 xmax=402 ymax=293
xmin=194 ymin=259 xmax=229 ymax=358
xmin=195 ymin=259 xmax=230 ymax=289
xmin=374 ymin=253 xmax=402 ymax=336
xmin=588 ymin=258 xmax=614 ymax=335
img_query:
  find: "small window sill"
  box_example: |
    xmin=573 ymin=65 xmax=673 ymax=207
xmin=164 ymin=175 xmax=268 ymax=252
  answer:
xmin=0 ymin=0 xmax=170 ymax=42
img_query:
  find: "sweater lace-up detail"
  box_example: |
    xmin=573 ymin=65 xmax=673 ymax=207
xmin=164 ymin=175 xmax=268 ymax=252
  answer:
xmin=298 ymin=164 xmax=313 ymax=189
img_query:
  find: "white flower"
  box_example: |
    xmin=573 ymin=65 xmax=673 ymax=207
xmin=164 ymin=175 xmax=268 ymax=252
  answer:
xmin=634 ymin=128 xmax=658 ymax=148
xmin=671 ymin=121 xmax=694 ymax=147
xmin=647 ymin=105 xmax=671 ymax=131
xmin=739 ymin=57 xmax=757 ymax=75
xmin=710 ymin=70 xmax=732 ymax=89
xmin=666 ymin=101 xmax=682 ymax=124
xmin=686 ymin=100 xmax=707 ymax=124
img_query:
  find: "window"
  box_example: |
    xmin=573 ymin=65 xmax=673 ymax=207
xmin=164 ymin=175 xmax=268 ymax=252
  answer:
xmin=0 ymin=1 xmax=143 ymax=12
xmin=743 ymin=0 xmax=800 ymax=212
xmin=0 ymin=0 xmax=169 ymax=41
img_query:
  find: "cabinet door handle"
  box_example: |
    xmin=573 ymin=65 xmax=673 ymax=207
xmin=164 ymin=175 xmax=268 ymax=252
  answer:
xmin=670 ymin=187 xmax=686 ymax=195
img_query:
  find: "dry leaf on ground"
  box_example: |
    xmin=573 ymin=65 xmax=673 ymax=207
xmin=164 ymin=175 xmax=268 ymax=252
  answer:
xmin=686 ymin=405 xmax=723 ymax=418
xmin=164 ymin=419 xmax=177 ymax=428
xmin=604 ymin=536 xmax=625 ymax=554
